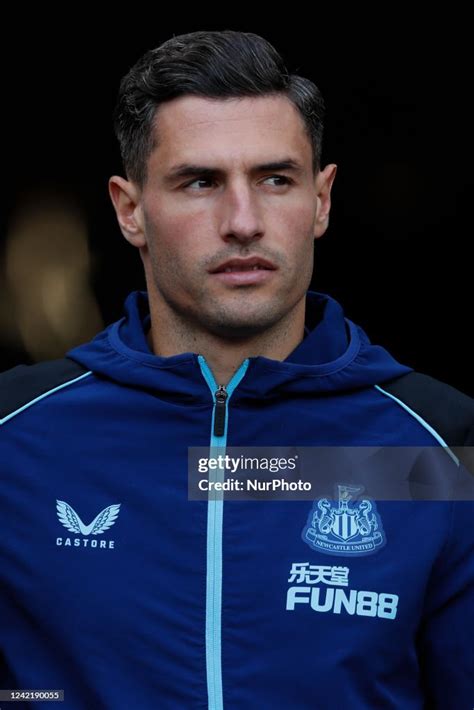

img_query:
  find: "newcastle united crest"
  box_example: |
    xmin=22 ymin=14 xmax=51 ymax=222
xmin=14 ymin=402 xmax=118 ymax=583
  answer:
xmin=302 ymin=484 xmax=386 ymax=557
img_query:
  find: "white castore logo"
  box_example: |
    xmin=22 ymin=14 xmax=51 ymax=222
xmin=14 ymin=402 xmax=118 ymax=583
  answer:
xmin=55 ymin=500 xmax=121 ymax=549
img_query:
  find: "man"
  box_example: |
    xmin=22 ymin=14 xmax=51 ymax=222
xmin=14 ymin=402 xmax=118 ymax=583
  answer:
xmin=1 ymin=30 xmax=473 ymax=710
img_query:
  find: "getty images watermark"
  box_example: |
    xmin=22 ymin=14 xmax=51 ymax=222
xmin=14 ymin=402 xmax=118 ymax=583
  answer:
xmin=195 ymin=451 xmax=310 ymax=493
xmin=187 ymin=446 xmax=474 ymax=501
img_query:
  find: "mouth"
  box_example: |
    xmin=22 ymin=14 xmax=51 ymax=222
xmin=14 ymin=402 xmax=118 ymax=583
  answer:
xmin=209 ymin=257 xmax=277 ymax=274
xmin=219 ymin=264 xmax=272 ymax=273
xmin=210 ymin=266 xmax=276 ymax=286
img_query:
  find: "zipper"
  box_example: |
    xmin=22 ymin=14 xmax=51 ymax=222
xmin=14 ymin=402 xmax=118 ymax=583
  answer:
xmin=197 ymin=355 xmax=250 ymax=710
xmin=213 ymin=385 xmax=228 ymax=437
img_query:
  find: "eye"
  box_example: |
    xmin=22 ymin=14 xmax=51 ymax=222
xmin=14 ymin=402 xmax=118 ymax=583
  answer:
xmin=183 ymin=177 xmax=215 ymax=190
xmin=262 ymin=175 xmax=293 ymax=187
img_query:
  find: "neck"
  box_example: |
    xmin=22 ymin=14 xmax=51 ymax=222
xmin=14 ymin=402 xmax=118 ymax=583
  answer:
xmin=145 ymin=294 xmax=307 ymax=387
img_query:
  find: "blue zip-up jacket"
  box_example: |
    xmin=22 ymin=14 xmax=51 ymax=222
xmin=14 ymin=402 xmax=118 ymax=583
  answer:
xmin=1 ymin=289 xmax=473 ymax=709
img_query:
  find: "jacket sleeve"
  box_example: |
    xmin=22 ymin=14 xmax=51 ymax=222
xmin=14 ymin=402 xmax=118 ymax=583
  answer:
xmin=417 ymin=498 xmax=474 ymax=706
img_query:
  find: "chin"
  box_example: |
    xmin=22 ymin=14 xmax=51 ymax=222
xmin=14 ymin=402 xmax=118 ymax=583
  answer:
xmin=204 ymin=312 xmax=279 ymax=340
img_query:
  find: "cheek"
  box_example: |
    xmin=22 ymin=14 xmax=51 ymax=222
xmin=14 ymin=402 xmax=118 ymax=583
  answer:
xmin=293 ymin=197 xmax=318 ymax=231
xmin=271 ymin=192 xmax=317 ymax=232
xmin=145 ymin=209 xmax=186 ymax=258
xmin=276 ymin=208 xmax=317 ymax=254
xmin=146 ymin=218 xmax=209 ymax=281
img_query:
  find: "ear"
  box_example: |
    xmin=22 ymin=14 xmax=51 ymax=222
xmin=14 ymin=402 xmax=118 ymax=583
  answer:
xmin=314 ymin=163 xmax=337 ymax=239
xmin=108 ymin=175 xmax=146 ymax=248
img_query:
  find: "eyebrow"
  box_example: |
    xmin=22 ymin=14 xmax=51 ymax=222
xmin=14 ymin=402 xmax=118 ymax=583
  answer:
xmin=163 ymin=158 xmax=305 ymax=184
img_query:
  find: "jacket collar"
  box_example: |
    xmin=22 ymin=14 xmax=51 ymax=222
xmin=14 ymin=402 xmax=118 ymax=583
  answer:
xmin=66 ymin=289 xmax=413 ymax=401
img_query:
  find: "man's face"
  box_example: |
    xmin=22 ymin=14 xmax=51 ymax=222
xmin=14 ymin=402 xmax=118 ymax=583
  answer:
xmin=134 ymin=94 xmax=335 ymax=339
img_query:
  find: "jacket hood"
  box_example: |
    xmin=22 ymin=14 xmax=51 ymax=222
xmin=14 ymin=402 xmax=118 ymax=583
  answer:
xmin=66 ymin=290 xmax=413 ymax=403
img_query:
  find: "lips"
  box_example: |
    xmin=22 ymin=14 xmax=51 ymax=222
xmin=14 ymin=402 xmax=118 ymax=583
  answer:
xmin=210 ymin=257 xmax=276 ymax=274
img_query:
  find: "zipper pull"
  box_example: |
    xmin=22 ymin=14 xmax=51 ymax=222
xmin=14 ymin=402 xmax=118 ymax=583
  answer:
xmin=213 ymin=385 xmax=228 ymax=437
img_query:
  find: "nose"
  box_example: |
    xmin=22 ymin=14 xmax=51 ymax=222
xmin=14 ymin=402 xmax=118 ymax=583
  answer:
xmin=218 ymin=180 xmax=264 ymax=244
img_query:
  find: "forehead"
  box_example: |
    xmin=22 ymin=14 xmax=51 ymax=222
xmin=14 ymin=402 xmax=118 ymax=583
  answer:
xmin=149 ymin=94 xmax=311 ymax=168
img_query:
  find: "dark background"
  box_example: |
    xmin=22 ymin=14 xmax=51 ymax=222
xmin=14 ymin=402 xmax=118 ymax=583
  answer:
xmin=1 ymin=16 xmax=472 ymax=396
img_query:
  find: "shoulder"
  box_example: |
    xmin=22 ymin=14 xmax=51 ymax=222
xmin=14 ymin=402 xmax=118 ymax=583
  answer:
xmin=377 ymin=370 xmax=474 ymax=447
xmin=0 ymin=358 xmax=91 ymax=424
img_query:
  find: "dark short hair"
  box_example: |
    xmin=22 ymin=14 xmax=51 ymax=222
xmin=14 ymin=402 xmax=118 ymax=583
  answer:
xmin=113 ymin=30 xmax=326 ymax=187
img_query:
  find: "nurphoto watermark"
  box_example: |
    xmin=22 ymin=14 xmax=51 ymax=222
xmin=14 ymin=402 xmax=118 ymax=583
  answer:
xmin=188 ymin=446 xmax=474 ymax=501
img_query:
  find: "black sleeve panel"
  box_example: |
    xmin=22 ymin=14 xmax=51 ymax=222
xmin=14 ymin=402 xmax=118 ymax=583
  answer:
xmin=381 ymin=371 xmax=474 ymax=446
xmin=381 ymin=371 xmax=474 ymax=473
xmin=0 ymin=358 xmax=90 ymax=420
